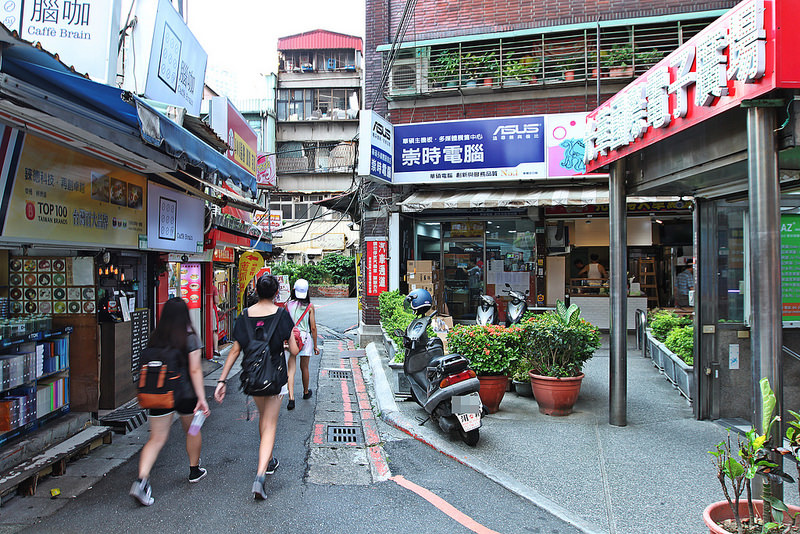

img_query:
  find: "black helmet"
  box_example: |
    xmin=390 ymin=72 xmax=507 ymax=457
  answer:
xmin=405 ymin=288 xmax=433 ymax=314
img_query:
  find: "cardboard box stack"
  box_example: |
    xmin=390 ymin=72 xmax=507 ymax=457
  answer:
xmin=407 ymin=260 xmax=446 ymax=313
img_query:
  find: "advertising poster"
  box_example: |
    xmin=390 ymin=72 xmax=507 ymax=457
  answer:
xmin=358 ymin=110 xmax=393 ymax=182
xmin=256 ymin=153 xmax=277 ymax=187
xmin=781 ymin=214 xmax=800 ymax=325
xmin=180 ymin=263 xmax=202 ymax=310
xmin=545 ymin=113 xmax=589 ymax=177
xmin=393 ymin=115 xmax=546 ymax=184
xmin=237 ymin=250 xmax=263 ymax=312
xmin=0 ymin=129 xmax=147 ymax=248
xmin=366 ymin=239 xmax=388 ymax=296
xmin=209 ymin=97 xmax=258 ymax=176
xmin=276 ymin=275 xmax=290 ymax=304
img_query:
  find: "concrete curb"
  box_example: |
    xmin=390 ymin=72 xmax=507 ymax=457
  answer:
xmin=365 ymin=342 xmax=606 ymax=534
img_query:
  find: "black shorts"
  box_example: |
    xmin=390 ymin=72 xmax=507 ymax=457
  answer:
xmin=149 ymin=396 xmax=197 ymax=417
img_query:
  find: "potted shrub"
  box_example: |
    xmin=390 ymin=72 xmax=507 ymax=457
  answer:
xmin=432 ymin=48 xmax=461 ymax=87
xmin=521 ymin=301 xmax=601 ymax=415
xmin=502 ymin=53 xmax=539 ymax=86
xmin=605 ymin=44 xmax=633 ymax=78
xmin=510 ymin=357 xmax=534 ymax=397
xmin=461 ymin=52 xmax=484 ymax=87
xmin=558 ymin=52 xmax=582 ymax=81
xmin=705 ymin=378 xmax=800 ymax=533
xmin=447 ymin=323 xmax=521 ymax=413
xmin=481 ymin=52 xmax=500 ymax=87
xmin=634 ymin=48 xmax=664 ymax=70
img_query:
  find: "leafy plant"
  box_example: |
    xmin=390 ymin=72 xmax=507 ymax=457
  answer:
xmin=319 ymin=254 xmax=355 ymax=288
xmin=709 ymin=378 xmax=798 ymax=533
xmin=557 ymin=52 xmax=582 ymax=73
xmin=378 ymin=290 xmax=434 ymax=362
xmin=785 ymin=410 xmax=800 ymax=503
xmin=521 ymin=302 xmax=601 ymax=378
xmin=649 ymin=310 xmax=691 ymax=342
xmin=503 ymin=53 xmax=540 ymax=82
xmin=634 ymin=48 xmax=664 ymax=67
xmin=270 ymin=261 xmax=329 ymax=286
xmin=604 ymin=44 xmax=633 ymax=68
xmin=447 ymin=323 xmax=522 ymax=376
xmin=665 ymin=325 xmax=694 ymax=365
xmin=432 ymin=48 xmax=460 ymax=86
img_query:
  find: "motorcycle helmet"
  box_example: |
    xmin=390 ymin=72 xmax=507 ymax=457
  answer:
xmin=404 ymin=288 xmax=433 ymax=315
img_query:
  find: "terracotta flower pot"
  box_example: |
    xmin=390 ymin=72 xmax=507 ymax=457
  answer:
xmin=703 ymin=500 xmax=800 ymax=533
xmin=529 ymin=372 xmax=584 ymax=416
xmin=563 ymin=70 xmax=575 ymax=81
xmin=477 ymin=375 xmax=507 ymax=414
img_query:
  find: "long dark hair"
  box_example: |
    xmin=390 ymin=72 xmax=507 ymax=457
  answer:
xmin=149 ymin=297 xmax=194 ymax=352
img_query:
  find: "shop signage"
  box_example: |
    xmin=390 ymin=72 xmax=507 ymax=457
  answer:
xmin=256 ymin=153 xmax=277 ymax=187
xmin=213 ymin=247 xmax=235 ymax=263
xmin=358 ymin=110 xmax=393 ymax=182
xmin=209 ymin=97 xmax=258 ymax=176
xmin=124 ymin=0 xmax=207 ymax=115
xmin=147 ymin=182 xmax=204 ymax=253
xmin=0 ymin=129 xmax=147 ymax=248
xmin=253 ymin=211 xmax=283 ymax=238
xmin=179 ymin=263 xmax=202 ymax=310
xmin=237 ymin=250 xmax=263 ymax=312
xmin=365 ymin=238 xmax=388 ymax=296
xmin=545 ymin=200 xmax=692 ymax=215
xmin=780 ymin=214 xmax=800 ymax=325
xmin=585 ymin=0 xmax=800 ymax=173
xmin=276 ymin=275 xmax=290 ymax=304
xmin=9 ymin=0 xmax=121 ymax=84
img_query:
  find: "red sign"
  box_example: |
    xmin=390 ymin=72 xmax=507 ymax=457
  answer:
xmin=180 ymin=263 xmax=202 ymax=309
xmin=366 ymin=239 xmax=388 ymax=296
xmin=256 ymin=153 xmax=276 ymax=187
xmin=209 ymin=96 xmax=258 ymax=176
xmin=585 ymin=0 xmax=800 ymax=173
xmin=213 ymin=246 xmax=235 ymax=263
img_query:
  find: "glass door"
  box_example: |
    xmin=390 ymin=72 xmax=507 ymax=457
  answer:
xmin=442 ymin=222 xmax=485 ymax=321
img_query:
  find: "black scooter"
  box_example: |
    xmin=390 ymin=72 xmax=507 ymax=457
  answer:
xmin=504 ymin=283 xmax=529 ymax=326
xmin=395 ymin=300 xmax=483 ymax=446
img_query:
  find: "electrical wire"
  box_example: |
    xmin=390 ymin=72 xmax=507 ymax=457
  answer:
xmin=370 ymin=0 xmax=419 ymax=110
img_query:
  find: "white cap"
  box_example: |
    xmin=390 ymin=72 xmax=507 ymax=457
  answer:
xmin=294 ymin=278 xmax=309 ymax=299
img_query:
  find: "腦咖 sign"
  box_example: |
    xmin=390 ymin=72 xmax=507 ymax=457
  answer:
xmin=584 ymin=0 xmax=800 ymax=172
xmin=366 ymin=238 xmax=388 ymax=296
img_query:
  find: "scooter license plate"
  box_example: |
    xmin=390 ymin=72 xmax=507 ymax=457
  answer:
xmin=457 ymin=412 xmax=481 ymax=431
xmin=452 ymin=393 xmax=481 ymax=414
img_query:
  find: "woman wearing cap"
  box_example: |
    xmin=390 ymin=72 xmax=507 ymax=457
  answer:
xmin=285 ymin=278 xmax=319 ymax=410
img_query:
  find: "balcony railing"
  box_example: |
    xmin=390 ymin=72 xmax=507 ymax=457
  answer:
xmin=276 ymin=141 xmax=356 ymax=174
xmin=386 ymin=19 xmax=714 ymax=98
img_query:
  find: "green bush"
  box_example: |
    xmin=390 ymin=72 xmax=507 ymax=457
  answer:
xmin=649 ymin=310 xmax=691 ymax=342
xmin=377 ymin=290 xmax=433 ymax=362
xmin=319 ymin=254 xmax=355 ymax=288
xmin=665 ymin=325 xmax=694 ymax=365
xmin=447 ymin=324 xmax=522 ymax=376
xmin=271 ymin=254 xmax=355 ymax=292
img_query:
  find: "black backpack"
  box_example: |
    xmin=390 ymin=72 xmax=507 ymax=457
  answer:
xmin=239 ymin=308 xmax=288 ymax=396
xmin=137 ymin=346 xmax=191 ymax=409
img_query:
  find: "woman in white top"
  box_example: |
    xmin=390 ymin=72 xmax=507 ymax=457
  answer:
xmin=285 ymin=278 xmax=319 ymax=410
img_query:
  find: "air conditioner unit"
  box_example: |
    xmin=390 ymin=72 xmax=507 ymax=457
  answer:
xmin=389 ymin=48 xmax=429 ymax=96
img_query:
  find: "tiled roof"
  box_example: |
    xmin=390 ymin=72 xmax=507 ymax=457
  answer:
xmin=278 ymin=29 xmax=362 ymax=52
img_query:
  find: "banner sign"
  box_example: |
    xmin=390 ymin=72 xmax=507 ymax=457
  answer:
xmin=276 ymin=275 xmax=290 ymax=304
xmin=584 ymin=0 xmax=800 ymax=172
xmin=393 ymin=115 xmax=546 ymax=184
xmin=781 ymin=214 xmax=800 ymax=325
xmin=213 ymin=246 xmax=235 ymax=263
xmin=0 ymin=129 xmax=147 ymax=248
xmin=365 ymin=238 xmax=388 ymax=296
xmin=209 ymin=97 xmax=258 ymax=176
xmin=254 ymin=211 xmax=283 ymax=237
xmin=147 ymin=182 xmax=204 ymax=253
xmin=256 ymin=153 xmax=277 ymax=187
xmin=237 ymin=250 xmax=263 ymax=312
xmin=358 ymin=110 xmax=393 ymax=182
xmin=179 ymin=263 xmax=202 ymax=310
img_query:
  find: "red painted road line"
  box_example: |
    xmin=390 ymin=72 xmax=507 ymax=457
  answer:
xmin=367 ymin=445 xmax=390 ymax=478
xmin=313 ymin=423 xmax=325 ymax=445
xmin=362 ymin=419 xmax=381 ymax=446
xmin=360 ymin=409 xmax=374 ymax=420
xmin=390 ymin=475 xmax=500 ymax=534
xmin=341 ymin=379 xmax=353 ymax=424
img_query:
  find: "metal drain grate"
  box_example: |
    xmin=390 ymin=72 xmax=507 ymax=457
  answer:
xmin=326 ymin=369 xmax=352 ymax=379
xmin=326 ymin=425 xmax=364 ymax=444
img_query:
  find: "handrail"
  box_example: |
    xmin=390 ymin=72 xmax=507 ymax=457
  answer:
xmin=782 ymin=345 xmax=800 ymax=363
xmin=635 ymin=308 xmax=647 ymax=352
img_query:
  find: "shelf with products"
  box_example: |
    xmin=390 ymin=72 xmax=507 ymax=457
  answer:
xmin=0 ymin=327 xmax=71 ymax=447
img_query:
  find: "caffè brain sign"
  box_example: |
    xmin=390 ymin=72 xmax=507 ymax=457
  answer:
xmin=585 ymin=0 xmax=800 ymax=172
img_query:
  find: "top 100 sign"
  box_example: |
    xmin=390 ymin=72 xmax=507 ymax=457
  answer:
xmin=584 ymin=0 xmax=794 ymax=172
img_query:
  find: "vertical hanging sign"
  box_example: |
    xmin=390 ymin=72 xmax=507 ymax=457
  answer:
xmin=366 ymin=238 xmax=388 ymax=296
xmin=781 ymin=214 xmax=800 ymax=325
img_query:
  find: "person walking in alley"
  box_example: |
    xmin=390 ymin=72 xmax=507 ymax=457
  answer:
xmin=285 ymin=279 xmax=320 ymax=410
xmin=214 ymin=274 xmax=299 ymax=500
xmin=129 ymin=297 xmax=210 ymax=507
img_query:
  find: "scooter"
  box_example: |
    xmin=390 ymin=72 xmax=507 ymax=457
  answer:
xmin=476 ymin=294 xmax=498 ymax=326
xmin=395 ymin=289 xmax=483 ymax=446
xmin=504 ymin=283 xmax=529 ymax=326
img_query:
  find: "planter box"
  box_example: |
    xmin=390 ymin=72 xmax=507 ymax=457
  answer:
xmin=645 ymin=331 xmax=693 ymax=402
xmin=388 ymin=361 xmax=411 ymax=398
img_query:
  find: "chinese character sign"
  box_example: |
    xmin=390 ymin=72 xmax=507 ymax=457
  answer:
xmin=781 ymin=214 xmax=800 ymax=323
xmin=256 ymin=153 xmax=277 ymax=187
xmin=358 ymin=110 xmax=393 ymax=182
xmin=393 ymin=115 xmax=546 ymax=184
xmin=366 ymin=239 xmax=388 ymax=296
xmin=237 ymin=250 xmax=263 ymax=312
xmin=585 ymin=0 xmax=780 ymax=172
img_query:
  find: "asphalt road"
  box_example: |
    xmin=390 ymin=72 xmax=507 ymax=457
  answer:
xmin=10 ymin=299 xmax=580 ymax=534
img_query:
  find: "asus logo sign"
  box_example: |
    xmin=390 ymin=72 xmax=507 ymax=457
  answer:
xmin=492 ymin=124 xmax=540 ymax=136
xmin=373 ymin=122 xmax=392 ymax=142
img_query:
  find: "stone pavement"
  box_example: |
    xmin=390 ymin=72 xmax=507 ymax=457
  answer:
xmin=365 ymin=335 xmax=800 ymax=534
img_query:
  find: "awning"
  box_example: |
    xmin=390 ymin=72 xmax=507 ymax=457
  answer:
xmin=399 ymin=188 xmax=611 ymax=212
xmin=316 ymin=190 xmax=360 ymax=220
xmin=398 ymin=188 xmax=682 ymax=212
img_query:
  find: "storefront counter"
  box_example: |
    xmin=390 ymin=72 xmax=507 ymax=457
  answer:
xmin=569 ymin=295 xmax=649 ymax=330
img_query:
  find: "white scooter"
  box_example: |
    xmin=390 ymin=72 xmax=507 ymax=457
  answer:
xmin=476 ymin=294 xmax=498 ymax=326
xmin=504 ymin=283 xmax=529 ymax=326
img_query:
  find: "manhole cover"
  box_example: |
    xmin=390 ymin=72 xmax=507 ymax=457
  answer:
xmin=326 ymin=369 xmax=352 ymax=379
xmin=326 ymin=425 xmax=364 ymax=444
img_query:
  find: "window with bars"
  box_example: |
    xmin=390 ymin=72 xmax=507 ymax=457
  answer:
xmin=387 ymin=18 xmax=716 ymax=97
xmin=277 ymin=88 xmax=358 ymax=121
xmin=275 ymin=141 xmax=356 ymax=174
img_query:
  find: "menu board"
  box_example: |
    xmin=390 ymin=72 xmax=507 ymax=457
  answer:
xmin=781 ymin=214 xmax=800 ymax=325
xmin=8 ymin=257 xmax=95 ymax=315
xmin=180 ymin=263 xmax=202 ymax=309
xmin=130 ymin=309 xmax=150 ymax=382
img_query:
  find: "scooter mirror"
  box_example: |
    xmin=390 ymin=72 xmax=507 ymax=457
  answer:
xmin=394 ymin=329 xmax=404 ymax=338
xmin=505 ymin=283 xmax=511 ymax=288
